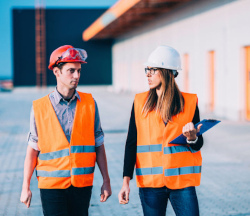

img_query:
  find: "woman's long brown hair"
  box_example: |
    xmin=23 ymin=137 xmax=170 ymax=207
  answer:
xmin=142 ymin=69 xmax=184 ymax=122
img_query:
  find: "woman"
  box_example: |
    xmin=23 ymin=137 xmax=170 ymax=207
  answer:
xmin=118 ymin=45 xmax=203 ymax=216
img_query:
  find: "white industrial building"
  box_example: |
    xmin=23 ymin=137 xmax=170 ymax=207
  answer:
xmin=83 ymin=0 xmax=250 ymax=121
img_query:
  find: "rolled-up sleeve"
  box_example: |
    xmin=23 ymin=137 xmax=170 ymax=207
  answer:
xmin=94 ymin=100 xmax=104 ymax=147
xmin=27 ymin=106 xmax=39 ymax=151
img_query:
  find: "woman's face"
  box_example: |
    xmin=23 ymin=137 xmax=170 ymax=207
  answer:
xmin=146 ymin=67 xmax=162 ymax=90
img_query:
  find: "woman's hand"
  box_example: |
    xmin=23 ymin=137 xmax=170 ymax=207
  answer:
xmin=118 ymin=177 xmax=131 ymax=204
xmin=182 ymin=122 xmax=202 ymax=141
xmin=20 ymin=187 xmax=32 ymax=208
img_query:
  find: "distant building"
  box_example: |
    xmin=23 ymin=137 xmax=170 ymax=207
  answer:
xmin=0 ymin=0 xmax=117 ymax=85
xmin=83 ymin=0 xmax=250 ymax=121
xmin=12 ymin=8 xmax=112 ymax=86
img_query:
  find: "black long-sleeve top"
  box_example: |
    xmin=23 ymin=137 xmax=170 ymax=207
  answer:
xmin=123 ymin=103 xmax=203 ymax=180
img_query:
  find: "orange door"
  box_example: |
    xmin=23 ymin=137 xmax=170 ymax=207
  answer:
xmin=245 ymin=47 xmax=250 ymax=120
xmin=209 ymin=51 xmax=215 ymax=112
xmin=183 ymin=54 xmax=189 ymax=92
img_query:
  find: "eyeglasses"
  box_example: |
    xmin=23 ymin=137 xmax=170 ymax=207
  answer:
xmin=145 ymin=68 xmax=159 ymax=75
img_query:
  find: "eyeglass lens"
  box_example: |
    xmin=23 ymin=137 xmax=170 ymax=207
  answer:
xmin=145 ymin=68 xmax=158 ymax=75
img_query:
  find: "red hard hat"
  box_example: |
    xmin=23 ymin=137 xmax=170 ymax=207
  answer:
xmin=48 ymin=45 xmax=87 ymax=70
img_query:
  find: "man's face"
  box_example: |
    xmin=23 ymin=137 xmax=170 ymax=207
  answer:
xmin=54 ymin=62 xmax=81 ymax=90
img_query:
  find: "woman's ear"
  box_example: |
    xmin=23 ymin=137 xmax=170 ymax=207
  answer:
xmin=174 ymin=71 xmax=179 ymax=78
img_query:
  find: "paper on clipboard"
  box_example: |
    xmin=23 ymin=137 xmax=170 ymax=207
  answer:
xmin=169 ymin=119 xmax=221 ymax=144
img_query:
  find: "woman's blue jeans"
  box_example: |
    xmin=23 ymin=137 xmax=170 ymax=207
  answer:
xmin=139 ymin=186 xmax=199 ymax=216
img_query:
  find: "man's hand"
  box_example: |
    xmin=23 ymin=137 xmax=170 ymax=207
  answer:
xmin=100 ymin=180 xmax=112 ymax=202
xmin=182 ymin=122 xmax=202 ymax=141
xmin=20 ymin=187 xmax=32 ymax=208
xmin=20 ymin=146 xmax=38 ymax=208
xmin=96 ymin=145 xmax=112 ymax=202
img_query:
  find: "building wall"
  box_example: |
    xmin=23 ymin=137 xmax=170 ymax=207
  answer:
xmin=112 ymin=0 xmax=250 ymax=121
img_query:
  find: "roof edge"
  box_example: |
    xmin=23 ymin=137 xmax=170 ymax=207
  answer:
xmin=82 ymin=0 xmax=141 ymax=41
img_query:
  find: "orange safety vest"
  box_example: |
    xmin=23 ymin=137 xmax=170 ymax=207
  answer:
xmin=134 ymin=91 xmax=202 ymax=189
xmin=33 ymin=92 xmax=96 ymax=189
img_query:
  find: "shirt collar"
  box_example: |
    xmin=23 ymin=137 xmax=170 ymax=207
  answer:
xmin=54 ymin=87 xmax=81 ymax=105
xmin=75 ymin=91 xmax=81 ymax=102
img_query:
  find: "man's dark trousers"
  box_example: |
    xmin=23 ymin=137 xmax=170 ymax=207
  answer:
xmin=40 ymin=185 xmax=92 ymax=216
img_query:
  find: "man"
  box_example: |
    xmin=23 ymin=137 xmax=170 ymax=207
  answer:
xmin=20 ymin=45 xmax=112 ymax=216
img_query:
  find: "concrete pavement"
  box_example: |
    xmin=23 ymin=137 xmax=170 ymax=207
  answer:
xmin=0 ymin=86 xmax=249 ymax=216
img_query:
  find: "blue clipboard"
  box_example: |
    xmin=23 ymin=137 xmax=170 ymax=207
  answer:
xmin=169 ymin=119 xmax=221 ymax=144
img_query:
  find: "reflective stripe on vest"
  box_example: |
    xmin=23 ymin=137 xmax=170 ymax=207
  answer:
xmin=164 ymin=146 xmax=197 ymax=154
xmin=137 ymin=144 xmax=162 ymax=153
xmin=37 ymin=170 xmax=71 ymax=177
xmin=71 ymin=145 xmax=95 ymax=153
xmin=72 ymin=167 xmax=95 ymax=175
xmin=37 ymin=167 xmax=95 ymax=177
xmin=39 ymin=149 xmax=70 ymax=160
xmin=165 ymin=166 xmax=202 ymax=177
xmin=136 ymin=167 xmax=163 ymax=175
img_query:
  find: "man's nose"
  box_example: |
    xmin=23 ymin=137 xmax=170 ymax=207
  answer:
xmin=73 ymin=71 xmax=80 ymax=79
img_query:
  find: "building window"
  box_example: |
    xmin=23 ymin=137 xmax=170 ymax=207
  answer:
xmin=245 ymin=46 xmax=250 ymax=120
xmin=208 ymin=51 xmax=215 ymax=112
xmin=183 ymin=54 xmax=189 ymax=92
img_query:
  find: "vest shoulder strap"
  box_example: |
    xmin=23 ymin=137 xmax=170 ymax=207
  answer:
xmin=181 ymin=92 xmax=197 ymax=102
xmin=134 ymin=91 xmax=148 ymax=109
xmin=77 ymin=91 xmax=94 ymax=103
xmin=33 ymin=95 xmax=50 ymax=111
xmin=181 ymin=92 xmax=198 ymax=108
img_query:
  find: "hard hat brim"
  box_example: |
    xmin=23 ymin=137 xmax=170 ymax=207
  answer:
xmin=48 ymin=60 xmax=87 ymax=70
xmin=144 ymin=62 xmax=182 ymax=70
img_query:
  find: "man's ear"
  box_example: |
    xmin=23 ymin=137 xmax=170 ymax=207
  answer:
xmin=53 ymin=67 xmax=59 ymax=77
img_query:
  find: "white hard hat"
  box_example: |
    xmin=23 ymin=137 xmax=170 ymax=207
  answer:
xmin=144 ymin=45 xmax=182 ymax=71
